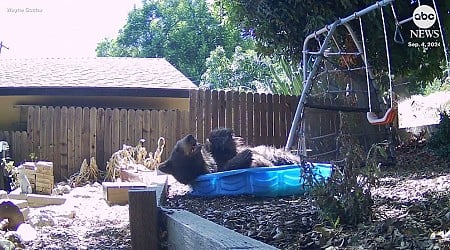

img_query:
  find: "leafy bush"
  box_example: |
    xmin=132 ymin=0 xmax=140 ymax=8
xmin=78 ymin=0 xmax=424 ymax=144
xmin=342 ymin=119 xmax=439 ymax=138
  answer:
xmin=312 ymin=141 xmax=382 ymax=227
xmin=311 ymin=113 xmax=382 ymax=227
xmin=428 ymin=111 xmax=450 ymax=159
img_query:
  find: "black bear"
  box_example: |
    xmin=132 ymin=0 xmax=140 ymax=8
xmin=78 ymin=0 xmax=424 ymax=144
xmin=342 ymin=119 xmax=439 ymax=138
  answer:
xmin=206 ymin=128 xmax=301 ymax=169
xmin=157 ymin=134 xmax=212 ymax=185
xmin=158 ymin=133 xmax=252 ymax=184
xmin=158 ymin=128 xmax=301 ymax=184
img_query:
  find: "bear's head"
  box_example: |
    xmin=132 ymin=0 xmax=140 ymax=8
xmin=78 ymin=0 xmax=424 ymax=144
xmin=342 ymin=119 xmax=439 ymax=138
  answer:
xmin=205 ymin=128 xmax=238 ymax=169
xmin=158 ymin=134 xmax=210 ymax=184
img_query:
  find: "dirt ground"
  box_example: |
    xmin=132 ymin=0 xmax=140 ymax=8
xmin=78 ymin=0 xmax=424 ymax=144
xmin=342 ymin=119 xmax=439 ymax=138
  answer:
xmin=165 ymin=140 xmax=450 ymax=249
xmin=21 ymin=183 xmax=131 ymax=250
xmin=2 ymin=140 xmax=445 ymax=250
xmin=1 ymin=92 xmax=448 ymax=249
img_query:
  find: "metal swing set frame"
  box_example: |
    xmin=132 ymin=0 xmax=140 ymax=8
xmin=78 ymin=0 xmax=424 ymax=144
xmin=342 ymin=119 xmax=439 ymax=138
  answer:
xmin=285 ymin=0 xmax=449 ymax=156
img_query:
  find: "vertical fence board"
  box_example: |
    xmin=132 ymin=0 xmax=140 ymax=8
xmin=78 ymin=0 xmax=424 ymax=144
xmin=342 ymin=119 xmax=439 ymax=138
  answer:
xmin=246 ymin=92 xmax=254 ymax=146
xmin=287 ymin=96 xmax=297 ymax=137
xmin=89 ymin=107 xmax=97 ymax=163
xmin=81 ymin=107 xmax=90 ymax=171
xmin=232 ymin=91 xmax=240 ymax=136
xmin=127 ymin=109 xmax=136 ymax=146
xmin=225 ymin=91 xmax=233 ymax=130
xmin=104 ymin=108 xmax=113 ymax=170
xmin=239 ymin=92 xmax=247 ymax=140
xmin=142 ymin=110 xmax=151 ymax=154
xmin=166 ymin=110 xmax=173 ymax=146
xmin=96 ymin=108 xmax=105 ymax=170
xmin=197 ymin=91 xmax=206 ymax=142
xmin=53 ymin=107 xmax=61 ymax=182
xmin=26 ymin=107 xmax=34 ymax=159
xmin=175 ymin=110 xmax=182 ymax=141
xmin=260 ymin=93 xmax=268 ymax=145
xmin=74 ymin=107 xmax=83 ymax=175
xmin=20 ymin=131 xmax=30 ymax=162
xmin=60 ymin=107 xmax=68 ymax=180
xmin=8 ymin=132 xmax=16 ymax=160
xmin=218 ymin=91 xmax=226 ymax=128
xmin=32 ymin=106 xmax=41 ymax=158
xmin=119 ymin=109 xmax=128 ymax=148
xmin=267 ymin=94 xmax=274 ymax=146
xmin=189 ymin=90 xmax=198 ymax=135
xmin=40 ymin=107 xmax=48 ymax=160
xmin=279 ymin=95 xmax=288 ymax=141
xmin=47 ymin=107 xmax=55 ymax=163
xmin=211 ymin=90 xmax=219 ymax=132
xmin=202 ymin=91 xmax=211 ymax=143
xmin=181 ymin=110 xmax=190 ymax=138
xmin=159 ymin=111 xmax=169 ymax=160
xmin=135 ymin=109 xmax=143 ymax=144
xmin=67 ymin=107 xmax=75 ymax=177
xmin=112 ymin=109 xmax=120 ymax=152
xmin=150 ymin=110 xmax=160 ymax=156
xmin=253 ymin=94 xmax=261 ymax=146
xmin=273 ymin=95 xmax=281 ymax=147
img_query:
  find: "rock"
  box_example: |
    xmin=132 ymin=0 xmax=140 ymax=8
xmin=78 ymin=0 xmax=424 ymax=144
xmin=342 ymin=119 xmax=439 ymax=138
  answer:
xmin=4 ymin=231 xmax=25 ymax=247
xmin=0 ymin=239 xmax=15 ymax=250
xmin=61 ymin=185 xmax=72 ymax=194
xmin=29 ymin=213 xmax=56 ymax=228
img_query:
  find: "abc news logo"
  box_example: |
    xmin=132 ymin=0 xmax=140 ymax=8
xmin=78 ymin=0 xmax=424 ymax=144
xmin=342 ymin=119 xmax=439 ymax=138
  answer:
xmin=410 ymin=5 xmax=440 ymax=39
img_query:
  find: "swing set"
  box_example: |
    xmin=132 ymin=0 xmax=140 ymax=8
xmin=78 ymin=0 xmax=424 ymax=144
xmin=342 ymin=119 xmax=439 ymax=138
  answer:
xmin=285 ymin=0 xmax=449 ymax=157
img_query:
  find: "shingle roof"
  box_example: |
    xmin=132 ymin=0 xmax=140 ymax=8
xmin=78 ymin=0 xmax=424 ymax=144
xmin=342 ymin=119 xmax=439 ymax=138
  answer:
xmin=0 ymin=57 xmax=198 ymax=97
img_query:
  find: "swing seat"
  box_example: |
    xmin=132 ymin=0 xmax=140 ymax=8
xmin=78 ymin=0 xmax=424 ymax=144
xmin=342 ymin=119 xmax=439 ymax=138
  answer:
xmin=366 ymin=107 xmax=397 ymax=125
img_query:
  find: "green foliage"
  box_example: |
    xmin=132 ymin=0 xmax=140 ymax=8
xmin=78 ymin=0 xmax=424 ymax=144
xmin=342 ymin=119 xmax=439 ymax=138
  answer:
xmin=200 ymin=46 xmax=273 ymax=92
xmin=418 ymin=67 xmax=450 ymax=95
xmin=312 ymin=113 xmax=383 ymax=227
xmin=216 ymin=0 xmax=449 ymax=86
xmin=96 ymin=0 xmax=242 ymax=83
xmin=428 ymin=111 xmax=450 ymax=159
xmin=201 ymin=47 xmax=305 ymax=95
xmin=313 ymin=138 xmax=383 ymax=227
xmin=29 ymin=152 xmax=37 ymax=162
xmin=269 ymin=56 xmax=303 ymax=96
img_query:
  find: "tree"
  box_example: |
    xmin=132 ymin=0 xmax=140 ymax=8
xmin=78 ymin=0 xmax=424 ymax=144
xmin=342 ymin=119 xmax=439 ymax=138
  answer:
xmin=216 ymin=0 xmax=450 ymax=86
xmin=200 ymin=46 xmax=273 ymax=92
xmin=96 ymin=0 xmax=242 ymax=83
xmin=201 ymin=45 xmax=307 ymax=95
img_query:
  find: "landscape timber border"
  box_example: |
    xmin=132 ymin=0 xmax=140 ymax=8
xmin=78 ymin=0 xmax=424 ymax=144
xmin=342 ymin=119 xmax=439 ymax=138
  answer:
xmin=127 ymin=174 xmax=278 ymax=250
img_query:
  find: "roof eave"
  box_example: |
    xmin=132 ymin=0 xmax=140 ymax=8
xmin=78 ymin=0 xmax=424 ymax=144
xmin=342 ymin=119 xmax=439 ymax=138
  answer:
xmin=0 ymin=87 xmax=193 ymax=98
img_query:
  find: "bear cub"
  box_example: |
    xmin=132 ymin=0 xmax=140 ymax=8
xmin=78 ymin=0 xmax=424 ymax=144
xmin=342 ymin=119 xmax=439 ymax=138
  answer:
xmin=158 ymin=128 xmax=301 ymax=184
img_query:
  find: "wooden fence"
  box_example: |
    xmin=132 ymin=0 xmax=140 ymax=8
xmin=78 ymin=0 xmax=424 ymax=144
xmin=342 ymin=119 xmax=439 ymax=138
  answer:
xmin=189 ymin=90 xmax=299 ymax=147
xmin=0 ymin=90 xmax=302 ymax=182
xmin=1 ymin=107 xmax=190 ymax=182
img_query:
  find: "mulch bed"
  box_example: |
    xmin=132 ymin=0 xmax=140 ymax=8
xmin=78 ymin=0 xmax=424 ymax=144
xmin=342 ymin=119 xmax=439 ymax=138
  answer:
xmin=164 ymin=140 xmax=450 ymax=249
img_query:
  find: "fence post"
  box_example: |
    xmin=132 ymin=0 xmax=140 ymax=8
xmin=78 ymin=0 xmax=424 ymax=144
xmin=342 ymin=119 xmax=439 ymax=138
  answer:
xmin=128 ymin=188 xmax=158 ymax=250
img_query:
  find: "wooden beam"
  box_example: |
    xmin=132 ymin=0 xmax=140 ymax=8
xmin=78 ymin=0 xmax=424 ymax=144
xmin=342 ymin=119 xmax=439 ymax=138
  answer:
xmin=164 ymin=209 xmax=278 ymax=250
xmin=128 ymin=189 xmax=159 ymax=250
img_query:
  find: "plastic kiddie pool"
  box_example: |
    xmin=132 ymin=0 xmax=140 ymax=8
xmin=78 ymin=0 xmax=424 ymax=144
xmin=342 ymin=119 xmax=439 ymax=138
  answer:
xmin=190 ymin=162 xmax=333 ymax=197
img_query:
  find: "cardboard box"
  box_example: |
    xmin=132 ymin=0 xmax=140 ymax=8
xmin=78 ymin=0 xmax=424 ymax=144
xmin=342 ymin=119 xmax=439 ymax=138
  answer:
xmin=35 ymin=181 xmax=53 ymax=194
xmin=22 ymin=162 xmax=36 ymax=170
xmin=36 ymin=161 xmax=53 ymax=175
xmin=35 ymin=173 xmax=54 ymax=185
xmin=34 ymin=186 xmax=53 ymax=195
xmin=102 ymin=182 xmax=147 ymax=205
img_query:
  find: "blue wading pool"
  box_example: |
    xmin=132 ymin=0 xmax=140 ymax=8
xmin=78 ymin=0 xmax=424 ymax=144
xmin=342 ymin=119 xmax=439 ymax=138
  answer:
xmin=190 ymin=162 xmax=333 ymax=197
